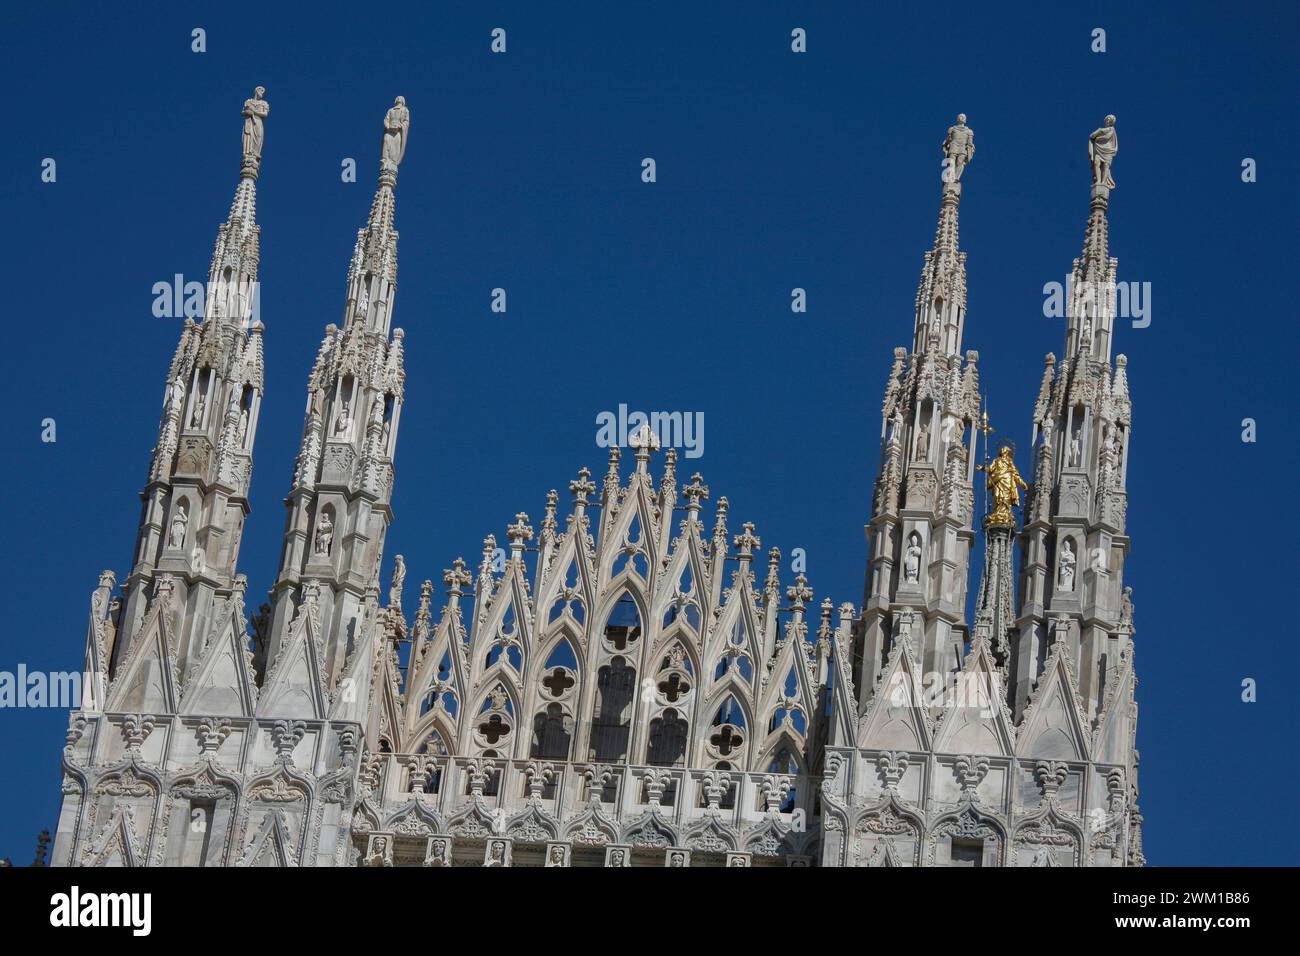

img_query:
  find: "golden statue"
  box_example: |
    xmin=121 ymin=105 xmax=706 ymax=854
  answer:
xmin=978 ymin=444 xmax=1028 ymax=527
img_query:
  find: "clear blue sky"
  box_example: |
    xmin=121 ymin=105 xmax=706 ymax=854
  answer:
xmin=1 ymin=1 xmax=1296 ymax=865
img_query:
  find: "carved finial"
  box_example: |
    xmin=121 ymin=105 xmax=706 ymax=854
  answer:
xmin=570 ymin=467 xmax=596 ymax=506
xmin=733 ymin=521 xmax=761 ymax=561
xmin=444 ymin=558 xmax=472 ymax=596
xmin=765 ymin=548 xmax=782 ymax=598
xmin=786 ymin=573 xmax=813 ymax=611
xmin=506 ymin=513 xmax=534 ymax=559
xmin=683 ymin=472 xmax=710 ymax=520
xmin=629 ymin=423 xmax=659 ymax=472
xmin=271 ymin=719 xmax=308 ymax=763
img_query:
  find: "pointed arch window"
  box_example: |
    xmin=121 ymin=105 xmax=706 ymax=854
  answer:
xmin=530 ymin=703 xmax=573 ymax=759
xmin=589 ymin=656 xmax=635 ymax=762
xmin=603 ymin=593 xmax=642 ymax=651
xmin=646 ymin=708 xmax=689 ymax=767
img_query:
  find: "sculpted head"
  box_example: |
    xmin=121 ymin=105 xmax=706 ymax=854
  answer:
xmin=1104 ymin=114 xmax=1116 ymax=127
xmin=956 ymin=113 xmax=967 ymax=125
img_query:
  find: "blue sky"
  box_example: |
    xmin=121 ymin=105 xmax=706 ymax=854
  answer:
xmin=1 ymin=1 xmax=1296 ymax=865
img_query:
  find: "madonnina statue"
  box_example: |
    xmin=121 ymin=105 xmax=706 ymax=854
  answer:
xmin=978 ymin=445 xmax=1028 ymax=527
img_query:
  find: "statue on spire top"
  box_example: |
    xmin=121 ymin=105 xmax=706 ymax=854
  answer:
xmin=942 ymin=113 xmax=975 ymax=183
xmin=977 ymin=443 xmax=1028 ymax=527
xmin=1089 ymin=114 xmax=1118 ymax=189
xmin=381 ymin=96 xmax=410 ymax=173
xmin=241 ymin=87 xmax=269 ymax=172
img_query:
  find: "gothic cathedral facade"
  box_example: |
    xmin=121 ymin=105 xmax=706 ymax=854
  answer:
xmin=51 ymin=96 xmax=1144 ymax=868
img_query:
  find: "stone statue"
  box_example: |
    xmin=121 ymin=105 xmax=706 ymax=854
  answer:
xmin=903 ymin=532 xmax=923 ymax=585
xmin=1120 ymin=586 xmax=1135 ymax=629
xmin=241 ymin=87 xmax=270 ymax=168
xmin=314 ymin=511 xmax=334 ymax=557
xmin=168 ymin=503 xmax=188 ymax=549
xmin=1058 ymin=538 xmax=1076 ymax=590
xmin=978 ymin=445 xmax=1028 ymax=526
xmin=381 ymin=417 xmax=392 ymax=450
xmin=1088 ymin=115 xmax=1118 ymax=189
xmin=168 ymin=378 xmax=185 ymax=414
xmin=1068 ymin=429 xmax=1082 ymax=467
xmin=237 ymin=407 xmax=249 ymax=445
xmin=381 ymin=96 xmax=410 ymax=173
xmin=389 ymin=554 xmax=406 ymax=608
xmin=190 ymin=396 xmax=205 ymax=428
xmin=942 ymin=113 xmax=975 ymax=183
xmin=914 ymin=421 xmax=930 ymax=460
xmin=548 ymin=845 xmax=565 ymax=866
xmin=334 ymin=401 xmax=352 ymax=437
xmin=669 ymin=851 xmax=686 ymax=867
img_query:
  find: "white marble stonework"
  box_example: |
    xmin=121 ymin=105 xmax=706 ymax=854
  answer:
xmin=51 ymin=100 xmax=1143 ymax=867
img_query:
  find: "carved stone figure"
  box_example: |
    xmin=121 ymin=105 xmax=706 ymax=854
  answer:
xmin=381 ymin=96 xmax=410 ymax=172
xmin=314 ymin=511 xmax=334 ymax=557
xmin=1068 ymin=429 xmax=1082 ymax=467
xmin=334 ymin=401 xmax=352 ymax=437
xmin=168 ymin=378 xmax=185 ymax=413
xmin=942 ymin=113 xmax=975 ymax=182
xmin=241 ymin=87 xmax=270 ymax=168
xmin=1088 ymin=115 xmax=1118 ymax=189
xmin=389 ymin=554 xmax=405 ymax=608
xmin=190 ymin=396 xmax=205 ymax=428
xmin=1058 ymin=538 xmax=1076 ymax=590
xmin=168 ymin=503 xmax=188 ymax=549
xmin=904 ymin=532 xmax=923 ymax=585
xmin=914 ymin=421 xmax=930 ymax=460
xmin=238 ymin=407 xmax=250 ymax=445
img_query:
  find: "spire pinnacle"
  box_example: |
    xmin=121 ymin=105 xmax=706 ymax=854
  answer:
xmin=1080 ymin=114 xmax=1118 ymax=279
xmin=914 ymin=114 xmax=974 ymax=355
xmin=1067 ymin=116 xmax=1120 ymax=361
xmin=346 ymin=98 xmax=411 ymax=332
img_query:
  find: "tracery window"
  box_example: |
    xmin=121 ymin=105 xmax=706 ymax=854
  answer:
xmin=646 ymin=708 xmax=689 ymax=767
xmin=589 ymin=657 xmax=635 ymax=761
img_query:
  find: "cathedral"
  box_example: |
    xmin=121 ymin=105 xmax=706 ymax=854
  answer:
xmin=50 ymin=93 xmax=1144 ymax=867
